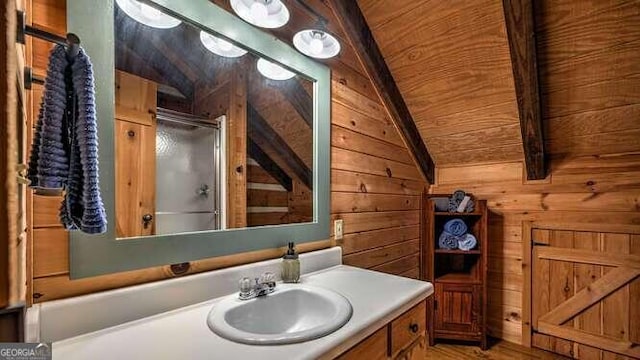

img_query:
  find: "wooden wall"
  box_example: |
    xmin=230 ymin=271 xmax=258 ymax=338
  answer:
xmin=26 ymin=0 xmax=427 ymax=303
xmin=430 ymin=0 xmax=640 ymax=346
xmin=247 ymin=161 xmax=290 ymax=226
xmin=1 ymin=0 xmax=20 ymax=309
xmin=246 ymin=161 xmax=312 ymax=226
xmin=331 ymin=74 xmax=426 ymax=279
xmin=432 ymin=156 xmax=640 ymax=345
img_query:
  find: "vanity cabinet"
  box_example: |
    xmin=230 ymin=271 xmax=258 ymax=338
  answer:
xmin=335 ymin=301 xmax=426 ymax=360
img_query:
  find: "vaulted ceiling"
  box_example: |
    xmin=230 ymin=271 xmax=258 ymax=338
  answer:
xmin=355 ymin=0 xmax=640 ymax=168
xmin=357 ymin=0 xmax=523 ymax=166
xmin=142 ymin=0 xmax=640 ymax=174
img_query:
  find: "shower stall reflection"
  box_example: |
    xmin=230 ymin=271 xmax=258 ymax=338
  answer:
xmin=155 ymin=109 xmax=223 ymax=235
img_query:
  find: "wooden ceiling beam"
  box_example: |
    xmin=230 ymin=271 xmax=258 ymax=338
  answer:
xmin=276 ymin=79 xmax=313 ymax=128
xmin=115 ymin=42 xmax=194 ymax=100
xmin=247 ymin=103 xmax=312 ymax=189
xmin=247 ymin=138 xmax=293 ymax=192
xmin=327 ymin=0 xmax=435 ymax=184
xmin=503 ymin=0 xmax=546 ymax=180
xmin=114 ymin=10 xmax=194 ymax=99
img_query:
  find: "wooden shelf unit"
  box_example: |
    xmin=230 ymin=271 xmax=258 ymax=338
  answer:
xmin=434 ymin=212 xmax=483 ymax=216
xmin=434 ymin=249 xmax=482 ymax=255
xmin=424 ymin=195 xmax=488 ymax=350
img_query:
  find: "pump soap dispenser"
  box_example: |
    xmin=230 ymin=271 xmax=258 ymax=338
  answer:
xmin=282 ymin=242 xmax=300 ymax=283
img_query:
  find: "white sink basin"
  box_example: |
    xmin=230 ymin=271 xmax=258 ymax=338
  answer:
xmin=207 ymin=283 xmax=352 ymax=345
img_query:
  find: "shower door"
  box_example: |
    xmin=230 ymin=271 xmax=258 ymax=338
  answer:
xmin=155 ymin=110 xmax=222 ymax=235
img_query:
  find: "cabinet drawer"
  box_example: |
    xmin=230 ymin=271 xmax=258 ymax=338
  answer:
xmin=336 ymin=326 xmax=388 ymax=360
xmin=390 ymin=301 xmax=426 ymax=356
xmin=395 ymin=335 xmax=426 ymax=360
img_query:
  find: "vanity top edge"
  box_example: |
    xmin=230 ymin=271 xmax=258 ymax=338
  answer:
xmin=52 ymin=265 xmax=434 ymax=360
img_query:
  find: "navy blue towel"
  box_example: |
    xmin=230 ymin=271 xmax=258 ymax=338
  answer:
xmin=438 ymin=231 xmax=459 ymax=249
xmin=27 ymin=45 xmax=106 ymax=234
xmin=443 ymin=218 xmax=467 ymax=236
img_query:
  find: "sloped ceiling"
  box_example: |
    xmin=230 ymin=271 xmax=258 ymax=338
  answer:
xmin=357 ymin=0 xmax=523 ymax=166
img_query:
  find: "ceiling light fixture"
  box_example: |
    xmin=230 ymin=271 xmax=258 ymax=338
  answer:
xmin=199 ymin=31 xmax=248 ymax=58
xmin=115 ymin=0 xmax=181 ymax=29
xmin=230 ymin=0 xmax=290 ymax=29
xmin=293 ymin=29 xmax=341 ymax=59
xmin=256 ymin=58 xmax=296 ymax=81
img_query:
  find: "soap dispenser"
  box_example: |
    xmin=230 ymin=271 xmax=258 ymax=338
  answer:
xmin=281 ymin=242 xmax=300 ymax=283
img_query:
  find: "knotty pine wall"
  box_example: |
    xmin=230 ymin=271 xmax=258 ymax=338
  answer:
xmin=432 ymin=0 xmax=640 ymax=345
xmin=246 ymin=162 xmax=313 ymax=226
xmin=26 ymin=0 xmax=427 ymax=303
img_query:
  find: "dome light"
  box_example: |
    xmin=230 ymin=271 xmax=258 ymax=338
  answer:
xmin=230 ymin=0 xmax=290 ymax=29
xmin=115 ymin=0 xmax=181 ymax=29
xmin=199 ymin=31 xmax=248 ymax=58
xmin=257 ymin=58 xmax=295 ymax=81
xmin=250 ymin=2 xmax=269 ymax=20
xmin=293 ymin=30 xmax=341 ymax=59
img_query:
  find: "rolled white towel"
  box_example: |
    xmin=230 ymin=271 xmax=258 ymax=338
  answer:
xmin=457 ymin=233 xmax=477 ymax=251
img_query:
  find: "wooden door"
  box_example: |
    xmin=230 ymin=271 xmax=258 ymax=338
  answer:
xmin=434 ymin=283 xmax=481 ymax=335
xmin=531 ymin=228 xmax=640 ymax=359
xmin=114 ymin=120 xmax=155 ymax=237
xmin=114 ymin=71 xmax=157 ymax=237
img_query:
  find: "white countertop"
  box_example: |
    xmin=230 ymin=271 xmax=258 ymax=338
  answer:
xmin=53 ymin=265 xmax=433 ymax=360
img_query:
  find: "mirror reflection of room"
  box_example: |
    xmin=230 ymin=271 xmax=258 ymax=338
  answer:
xmin=113 ymin=2 xmax=313 ymax=238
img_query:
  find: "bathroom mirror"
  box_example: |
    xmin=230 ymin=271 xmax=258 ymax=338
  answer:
xmin=67 ymin=0 xmax=330 ymax=278
xmin=113 ymin=4 xmax=313 ymax=237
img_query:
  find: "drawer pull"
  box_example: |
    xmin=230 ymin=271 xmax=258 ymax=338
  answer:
xmin=409 ymin=323 xmax=419 ymax=333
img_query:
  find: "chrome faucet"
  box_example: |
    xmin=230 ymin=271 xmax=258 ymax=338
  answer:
xmin=238 ymin=272 xmax=276 ymax=300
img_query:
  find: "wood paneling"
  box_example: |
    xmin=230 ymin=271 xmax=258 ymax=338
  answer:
xmin=357 ymin=0 xmax=522 ymax=166
xmin=226 ymin=64 xmax=248 ymax=228
xmin=343 ymin=239 xmax=420 ymax=269
xmin=1 ymin=0 xmax=19 ymax=309
xmin=329 ymin=0 xmax=435 ymax=183
xmin=432 ymin=153 xmax=640 ymax=346
xmin=371 ymin=253 xmax=420 ymax=275
xmin=32 ymin=228 xmax=67 ymax=278
xmin=339 ymin=225 xmax=419 ymax=255
xmin=27 ymin=0 xmax=427 ymax=302
xmin=246 ymin=163 xmax=312 ymax=227
xmin=358 ymin=0 xmax=640 ymax=166
xmin=331 ymin=101 xmax=425 ymax=281
xmin=536 ymin=0 xmax=640 ymax=158
xmin=114 ymin=72 xmax=157 ymax=238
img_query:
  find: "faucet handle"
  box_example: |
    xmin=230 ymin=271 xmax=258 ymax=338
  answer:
xmin=259 ymin=272 xmax=275 ymax=284
xmin=239 ymin=277 xmax=253 ymax=299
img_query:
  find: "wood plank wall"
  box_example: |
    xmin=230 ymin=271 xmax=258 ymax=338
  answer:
xmin=431 ymin=0 xmax=640 ymax=344
xmin=246 ymin=162 xmax=312 ymax=226
xmin=1 ymin=0 xmax=18 ymax=309
xmin=26 ymin=0 xmax=427 ymax=303
xmin=331 ymin=73 xmax=427 ymax=278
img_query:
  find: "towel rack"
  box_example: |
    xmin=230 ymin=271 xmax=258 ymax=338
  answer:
xmin=15 ymin=10 xmax=81 ymax=89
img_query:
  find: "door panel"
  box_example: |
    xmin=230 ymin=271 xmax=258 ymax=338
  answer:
xmin=531 ymin=228 xmax=640 ymax=359
xmin=434 ymin=283 xmax=480 ymax=334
